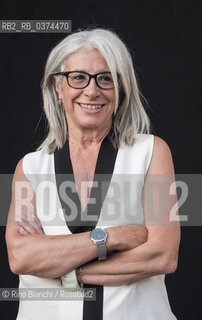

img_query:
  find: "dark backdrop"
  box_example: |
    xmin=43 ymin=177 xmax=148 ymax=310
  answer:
xmin=1 ymin=1 xmax=202 ymax=319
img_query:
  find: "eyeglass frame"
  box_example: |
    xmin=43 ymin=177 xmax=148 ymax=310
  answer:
xmin=53 ymin=70 xmax=115 ymax=90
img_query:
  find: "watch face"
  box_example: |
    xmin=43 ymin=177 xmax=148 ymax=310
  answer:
xmin=90 ymin=228 xmax=107 ymax=242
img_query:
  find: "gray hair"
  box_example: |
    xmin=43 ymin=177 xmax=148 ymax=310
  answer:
xmin=39 ymin=28 xmax=150 ymax=153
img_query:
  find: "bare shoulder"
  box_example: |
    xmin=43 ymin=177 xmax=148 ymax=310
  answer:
xmin=15 ymin=158 xmax=24 ymax=175
xmin=148 ymin=136 xmax=175 ymax=174
xmin=13 ymin=157 xmax=30 ymax=182
xmin=11 ymin=157 xmax=33 ymax=197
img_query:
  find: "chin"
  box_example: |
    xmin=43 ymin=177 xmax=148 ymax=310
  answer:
xmin=80 ymin=122 xmax=101 ymax=129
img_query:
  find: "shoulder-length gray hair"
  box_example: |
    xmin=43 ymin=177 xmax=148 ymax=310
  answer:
xmin=39 ymin=28 xmax=150 ymax=153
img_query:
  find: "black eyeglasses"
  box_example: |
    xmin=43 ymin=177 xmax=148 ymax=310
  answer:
xmin=53 ymin=71 xmax=115 ymax=89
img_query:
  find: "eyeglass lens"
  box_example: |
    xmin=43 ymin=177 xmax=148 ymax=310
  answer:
xmin=68 ymin=72 xmax=114 ymax=89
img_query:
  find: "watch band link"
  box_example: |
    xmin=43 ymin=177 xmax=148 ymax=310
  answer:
xmin=97 ymin=241 xmax=107 ymax=260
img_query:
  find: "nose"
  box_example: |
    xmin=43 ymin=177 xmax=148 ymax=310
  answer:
xmin=83 ymin=78 xmax=101 ymax=98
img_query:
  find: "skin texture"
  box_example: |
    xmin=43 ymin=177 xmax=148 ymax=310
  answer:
xmin=6 ymin=49 xmax=180 ymax=286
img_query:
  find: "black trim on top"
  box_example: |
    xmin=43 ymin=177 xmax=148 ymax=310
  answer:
xmin=54 ymin=135 xmax=118 ymax=320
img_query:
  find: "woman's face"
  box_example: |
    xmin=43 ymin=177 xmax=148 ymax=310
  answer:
xmin=55 ymin=49 xmax=116 ymax=133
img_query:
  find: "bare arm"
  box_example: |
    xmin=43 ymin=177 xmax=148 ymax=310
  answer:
xmin=6 ymin=159 xmax=147 ymax=278
xmin=75 ymin=136 xmax=181 ymax=286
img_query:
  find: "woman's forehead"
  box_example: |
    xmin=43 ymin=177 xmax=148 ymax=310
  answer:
xmin=64 ymin=49 xmax=110 ymax=72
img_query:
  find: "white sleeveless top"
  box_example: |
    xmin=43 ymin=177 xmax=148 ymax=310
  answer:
xmin=17 ymin=134 xmax=177 ymax=320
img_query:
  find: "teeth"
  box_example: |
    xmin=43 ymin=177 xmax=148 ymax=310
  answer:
xmin=80 ymin=104 xmax=103 ymax=110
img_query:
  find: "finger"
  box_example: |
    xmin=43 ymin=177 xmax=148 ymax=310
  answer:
xmin=17 ymin=215 xmax=44 ymax=234
xmin=33 ymin=225 xmax=44 ymax=234
xmin=18 ymin=227 xmax=29 ymax=236
xmin=31 ymin=216 xmax=44 ymax=234
xmin=19 ymin=222 xmax=40 ymax=234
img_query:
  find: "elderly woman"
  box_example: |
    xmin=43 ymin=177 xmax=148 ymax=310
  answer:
xmin=6 ymin=28 xmax=180 ymax=320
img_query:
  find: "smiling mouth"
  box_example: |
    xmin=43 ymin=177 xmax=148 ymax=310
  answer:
xmin=79 ymin=103 xmax=104 ymax=110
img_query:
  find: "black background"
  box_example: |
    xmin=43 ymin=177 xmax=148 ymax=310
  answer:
xmin=1 ymin=0 xmax=202 ymax=319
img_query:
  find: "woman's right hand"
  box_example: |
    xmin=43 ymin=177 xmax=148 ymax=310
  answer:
xmin=106 ymin=224 xmax=148 ymax=252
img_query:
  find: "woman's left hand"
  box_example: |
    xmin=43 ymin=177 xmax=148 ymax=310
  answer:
xmin=17 ymin=214 xmax=44 ymax=235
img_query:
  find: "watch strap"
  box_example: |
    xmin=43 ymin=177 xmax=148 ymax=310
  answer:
xmin=97 ymin=241 xmax=107 ymax=260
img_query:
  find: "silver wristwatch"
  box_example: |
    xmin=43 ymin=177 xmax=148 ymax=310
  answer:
xmin=90 ymin=228 xmax=108 ymax=260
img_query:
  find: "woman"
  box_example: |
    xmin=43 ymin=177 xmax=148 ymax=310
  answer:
xmin=6 ymin=28 xmax=180 ymax=319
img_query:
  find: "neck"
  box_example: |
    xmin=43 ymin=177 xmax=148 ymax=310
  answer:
xmin=68 ymin=125 xmax=111 ymax=149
